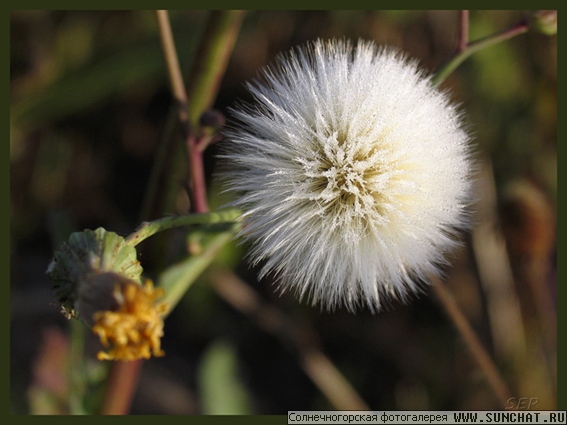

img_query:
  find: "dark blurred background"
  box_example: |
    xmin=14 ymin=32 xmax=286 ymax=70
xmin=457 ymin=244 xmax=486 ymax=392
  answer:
xmin=10 ymin=10 xmax=557 ymax=414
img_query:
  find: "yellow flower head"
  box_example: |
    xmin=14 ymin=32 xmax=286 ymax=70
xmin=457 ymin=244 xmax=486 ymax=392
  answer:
xmin=46 ymin=228 xmax=169 ymax=361
xmin=91 ymin=279 xmax=169 ymax=361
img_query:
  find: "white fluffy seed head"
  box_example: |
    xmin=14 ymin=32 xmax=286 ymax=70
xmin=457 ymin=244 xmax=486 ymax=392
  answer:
xmin=220 ymin=39 xmax=474 ymax=312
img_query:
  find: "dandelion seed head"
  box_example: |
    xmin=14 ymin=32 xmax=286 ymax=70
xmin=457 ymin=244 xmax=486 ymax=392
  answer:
xmin=220 ymin=39 xmax=473 ymax=312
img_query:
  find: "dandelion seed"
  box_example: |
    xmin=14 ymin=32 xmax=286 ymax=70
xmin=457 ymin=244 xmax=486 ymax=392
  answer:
xmin=221 ymin=39 xmax=473 ymax=312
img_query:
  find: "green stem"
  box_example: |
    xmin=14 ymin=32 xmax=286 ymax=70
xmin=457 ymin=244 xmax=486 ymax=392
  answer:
xmin=68 ymin=319 xmax=88 ymax=414
xmin=159 ymin=229 xmax=236 ymax=311
xmin=137 ymin=106 xmax=178 ymax=222
xmin=431 ymin=18 xmax=530 ymax=87
xmin=185 ymin=10 xmax=244 ymax=213
xmin=186 ymin=10 xmax=245 ymax=127
xmin=96 ymin=214 xmax=240 ymax=415
xmin=156 ymin=10 xmax=244 ymax=214
xmin=125 ymin=208 xmax=241 ymax=247
xmin=156 ymin=10 xmax=189 ymax=117
xmin=95 ymin=11 xmax=244 ymax=418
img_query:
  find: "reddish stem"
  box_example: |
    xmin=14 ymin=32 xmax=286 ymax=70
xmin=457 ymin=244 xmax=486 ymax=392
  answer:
xmin=187 ymin=134 xmax=209 ymax=213
xmin=457 ymin=10 xmax=469 ymax=52
xmin=98 ymin=360 xmax=143 ymax=415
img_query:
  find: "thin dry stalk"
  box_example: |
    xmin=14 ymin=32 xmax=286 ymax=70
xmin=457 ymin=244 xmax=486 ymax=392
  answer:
xmin=431 ymin=277 xmax=514 ymax=409
xmin=208 ymin=269 xmax=370 ymax=411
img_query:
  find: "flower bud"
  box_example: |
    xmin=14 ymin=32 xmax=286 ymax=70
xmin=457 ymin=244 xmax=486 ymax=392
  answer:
xmin=199 ymin=109 xmax=226 ymax=129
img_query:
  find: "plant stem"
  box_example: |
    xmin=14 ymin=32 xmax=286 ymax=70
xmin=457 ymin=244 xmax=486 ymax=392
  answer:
xmin=156 ymin=10 xmax=189 ymax=119
xmin=98 ymin=360 xmax=143 ymax=415
xmin=97 ymin=12 xmax=244 ymax=416
xmin=94 ymin=10 xmax=181 ymax=415
xmin=457 ymin=10 xmax=469 ymax=52
xmin=157 ymin=10 xmax=244 ymax=214
xmin=208 ymin=268 xmax=370 ymax=410
xmin=68 ymin=319 xmax=87 ymax=414
xmin=95 ymin=196 xmax=240 ymax=417
xmin=432 ymin=15 xmax=530 ymax=87
xmin=428 ymin=10 xmax=527 ymax=410
xmin=156 ymin=10 xmax=200 ymax=213
xmin=138 ymin=106 xmax=178 ymax=222
xmin=125 ymin=208 xmax=241 ymax=247
xmin=187 ymin=133 xmax=209 ymax=213
xmin=185 ymin=10 xmax=244 ymax=213
xmin=185 ymin=11 xmax=245 ymax=127
xmin=431 ymin=278 xmax=514 ymax=409
xmin=159 ymin=230 xmax=237 ymax=311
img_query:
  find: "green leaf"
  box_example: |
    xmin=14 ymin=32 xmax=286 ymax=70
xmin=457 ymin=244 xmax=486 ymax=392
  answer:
xmin=198 ymin=340 xmax=252 ymax=415
xmin=158 ymin=229 xmax=234 ymax=312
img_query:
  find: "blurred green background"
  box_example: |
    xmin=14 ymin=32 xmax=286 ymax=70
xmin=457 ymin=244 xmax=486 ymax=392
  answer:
xmin=10 ymin=10 xmax=557 ymax=414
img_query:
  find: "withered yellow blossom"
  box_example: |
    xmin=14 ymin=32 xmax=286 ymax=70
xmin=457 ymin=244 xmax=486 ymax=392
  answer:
xmin=92 ymin=280 xmax=169 ymax=361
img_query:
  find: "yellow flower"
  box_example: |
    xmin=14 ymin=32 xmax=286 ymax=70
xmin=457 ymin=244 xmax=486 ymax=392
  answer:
xmin=92 ymin=280 xmax=169 ymax=361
